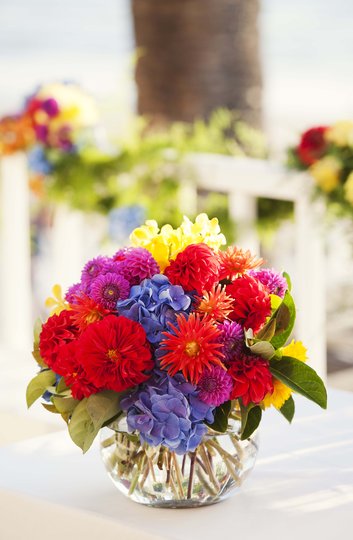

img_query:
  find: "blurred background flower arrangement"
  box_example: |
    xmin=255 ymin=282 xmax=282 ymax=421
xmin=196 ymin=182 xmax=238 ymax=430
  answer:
xmin=287 ymin=122 xmax=353 ymax=221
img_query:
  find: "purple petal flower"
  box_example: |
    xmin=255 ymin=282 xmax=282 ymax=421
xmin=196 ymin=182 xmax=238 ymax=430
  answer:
xmin=90 ymin=272 xmax=130 ymax=310
xmin=197 ymin=366 xmax=233 ymax=406
xmin=218 ymin=320 xmax=244 ymax=362
xmin=114 ymin=247 xmax=160 ymax=286
xmin=249 ymin=269 xmax=288 ymax=298
xmin=81 ymin=256 xmax=110 ymax=285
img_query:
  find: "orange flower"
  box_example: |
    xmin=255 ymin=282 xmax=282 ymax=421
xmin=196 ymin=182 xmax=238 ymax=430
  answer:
xmin=218 ymin=246 xmax=263 ymax=280
xmin=159 ymin=313 xmax=224 ymax=383
xmin=197 ymin=284 xmax=234 ymax=322
xmin=0 ymin=114 xmax=34 ymax=155
xmin=69 ymin=294 xmax=110 ymax=331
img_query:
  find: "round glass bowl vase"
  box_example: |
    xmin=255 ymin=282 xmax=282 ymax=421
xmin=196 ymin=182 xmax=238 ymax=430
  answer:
xmin=100 ymin=417 xmax=259 ymax=508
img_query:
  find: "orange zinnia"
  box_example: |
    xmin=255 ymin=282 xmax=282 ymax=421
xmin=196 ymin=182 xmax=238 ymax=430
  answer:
xmin=160 ymin=313 xmax=225 ymax=384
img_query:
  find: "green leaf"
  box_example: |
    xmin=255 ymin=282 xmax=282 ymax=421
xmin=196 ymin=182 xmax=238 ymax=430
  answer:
xmin=270 ymin=356 xmax=327 ymax=409
xmin=282 ymin=272 xmax=292 ymax=292
xmin=42 ymin=403 xmax=60 ymax=414
xmin=249 ymin=340 xmax=275 ymax=360
xmin=26 ymin=370 xmax=57 ymax=408
xmin=270 ymin=291 xmax=296 ymax=349
xmin=279 ymin=395 xmax=295 ymax=423
xmin=32 ymin=319 xmax=46 ymax=368
xmin=241 ymin=405 xmax=262 ymax=440
xmin=85 ymin=391 xmax=121 ymax=430
xmin=68 ymin=399 xmax=98 ymax=453
xmin=207 ymin=401 xmax=231 ymax=433
xmin=68 ymin=391 xmax=121 ymax=453
xmin=255 ymin=318 xmax=276 ymax=341
xmin=56 ymin=377 xmax=70 ymax=394
xmin=52 ymin=396 xmax=79 ymax=414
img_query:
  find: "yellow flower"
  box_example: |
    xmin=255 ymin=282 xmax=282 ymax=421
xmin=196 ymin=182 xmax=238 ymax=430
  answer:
xmin=262 ymin=379 xmax=292 ymax=410
xmin=344 ymin=172 xmax=353 ymax=206
xmin=45 ymin=284 xmax=69 ymax=316
xmin=37 ymin=83 xmax=99 ymax=129
xmin=326 ymin=121 xmax=353 ymax=147
xmin=263 ymin=340 xmax=307 ymax=410
xmin=282 ymin=340 xmax=308 ymax=362
xmin=309 ymin=156 xmax=341 ymax=192
xmin=130 ymin=214 xmax=226 ymax=271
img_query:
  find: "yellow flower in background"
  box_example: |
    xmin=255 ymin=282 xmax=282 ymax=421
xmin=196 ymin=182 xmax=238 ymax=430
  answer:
xmin=37 ymin=83 xmax=99 ymax=129
xmin=309 ymin=156 xmax=341 ymax=193
xmin=262 ymin=379 xmax=292 ymax=410
xmin=45 ymin=284 xmax=69 ymax=316
xmin=262 ymin=340 xmax=308 ymax=410
xmin=344 ymin=172 xmax=353 ymax=206
xmin=282 ymin=339 xmax=308 ymax=362
xmin=130 ymin=213 xmax=226 ymax=271
xmin=326 ymin=121 xmax=353 ymax=147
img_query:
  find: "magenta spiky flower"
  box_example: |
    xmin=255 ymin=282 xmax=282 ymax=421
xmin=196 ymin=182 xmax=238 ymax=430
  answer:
xmin=249 ymin=269 xmax=287 ymax=298
xmin=115 ymin=247 xmax=160 ymax=286
xmin=197 ymin=366 xmax=233 ymax=406
xmin=219 ymin=320 xmax=244 ymax=363
xmin=81 ymin=256 xmax=109 ymax=284
xmin=65 ymin=282 xmax=83 ymax=304
xmin=90 ymin=272 xmax=130 ymax=310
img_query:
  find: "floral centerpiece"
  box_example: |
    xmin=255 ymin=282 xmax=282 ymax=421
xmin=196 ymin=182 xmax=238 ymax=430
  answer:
xmin=27 ymin=213 xmax=327 ymax=507
xmin=287 ymin=122 xmax=353 ymax=218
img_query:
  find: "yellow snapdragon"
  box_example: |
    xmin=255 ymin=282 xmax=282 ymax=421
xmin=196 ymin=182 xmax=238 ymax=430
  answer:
xmin=326 ymin=121 xmax=353 ymax=147
xmin=344 ymin=172 xmax=353 ymax=206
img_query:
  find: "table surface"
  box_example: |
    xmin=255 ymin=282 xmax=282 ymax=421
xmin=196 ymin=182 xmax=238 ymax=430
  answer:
xmin=1 ymin=388 xmax=353 ymax=540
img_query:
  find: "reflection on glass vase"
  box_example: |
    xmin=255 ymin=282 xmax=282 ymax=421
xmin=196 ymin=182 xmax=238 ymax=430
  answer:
xmin=100 ymin=417 xmax=259 ymax=508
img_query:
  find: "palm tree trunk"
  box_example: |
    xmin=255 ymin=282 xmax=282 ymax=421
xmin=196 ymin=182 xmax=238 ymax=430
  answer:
xmin=132 ymin=0 xmax=262 ymax=127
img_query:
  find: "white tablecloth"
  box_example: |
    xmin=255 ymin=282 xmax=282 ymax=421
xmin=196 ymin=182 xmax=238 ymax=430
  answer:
xmin=0 ymin=389 xmax=352 ymax=540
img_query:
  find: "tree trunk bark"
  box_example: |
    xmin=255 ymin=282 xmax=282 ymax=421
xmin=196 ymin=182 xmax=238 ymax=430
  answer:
xmin=132 ymin=0 xmax=262 ymax=127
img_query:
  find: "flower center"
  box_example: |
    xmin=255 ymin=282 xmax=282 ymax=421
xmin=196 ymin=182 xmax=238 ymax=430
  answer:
xmin=103 ymin=285 xmax=119 ymax=300
xmin=185 ymin=340 xmax=200 ymax=357
xmin=107 ymin=348 xmax=120 ymax=362
xmin=201 ymin=377 xmax=217 ymax=392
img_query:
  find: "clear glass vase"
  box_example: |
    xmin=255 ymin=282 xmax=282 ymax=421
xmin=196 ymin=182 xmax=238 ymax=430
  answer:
xmin=100 ymin=417 xmax=259 ymax=508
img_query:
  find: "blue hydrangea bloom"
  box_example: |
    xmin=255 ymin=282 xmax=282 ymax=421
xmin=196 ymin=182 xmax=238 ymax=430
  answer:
xmin=28 ymin=146 xmax=53 ymax=175
xmin=108 ymin=205 xmax=145 ymax=244
xmin=117 ymin=275 xmax=191 ymax=344
xmin=121 ymin=371 xmax=214 ymax=454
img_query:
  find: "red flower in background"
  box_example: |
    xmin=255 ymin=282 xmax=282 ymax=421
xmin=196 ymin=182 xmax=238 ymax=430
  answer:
xmin=77 ymin=315 xmax=153 ymax=392
xmin=165 ymin=243 xmax=220 ymax=295
xmin=39 ymin=310 xmax=80 ymax=372
xmin=226 ymin=275 xmax=271 ymax=333
xmin=297 ymin=126 xmax=328 ymax=166
xmin=228 ymin=355 xmax=273 ymax=406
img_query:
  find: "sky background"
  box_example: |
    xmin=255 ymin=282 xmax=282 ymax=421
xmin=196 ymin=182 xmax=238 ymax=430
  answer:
xmin=1 ymin=0 xmax=353 ymax=149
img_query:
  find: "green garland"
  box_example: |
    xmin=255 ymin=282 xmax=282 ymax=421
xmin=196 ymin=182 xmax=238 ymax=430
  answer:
xmin=41 ymin=110 xmax=290 ymax=237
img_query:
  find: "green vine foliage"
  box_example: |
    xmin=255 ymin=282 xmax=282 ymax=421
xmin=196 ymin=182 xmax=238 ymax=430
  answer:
xmin=44 ymin=109 xmax=275 ymax=234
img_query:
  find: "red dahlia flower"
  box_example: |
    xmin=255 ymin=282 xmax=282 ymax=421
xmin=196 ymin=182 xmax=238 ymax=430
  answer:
xmin=228 ymin=355 xmax=273 ymax=406
xmin=56 ymin=341 xmax=100 ymax=400
xmin=164 ymin=243 xmax=220 ymax=295
xmin=297 ymin=126 xmax=328 ymax=166
xmin=160 ymin=313 xmax=224 ymax=384
xmin=76 ymin=315 xmax=153 ymax=392
xmin=39 ymin=310 xmax=80 ymax=371
xmin=226 ymin=275 xmax=271 ymax=333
